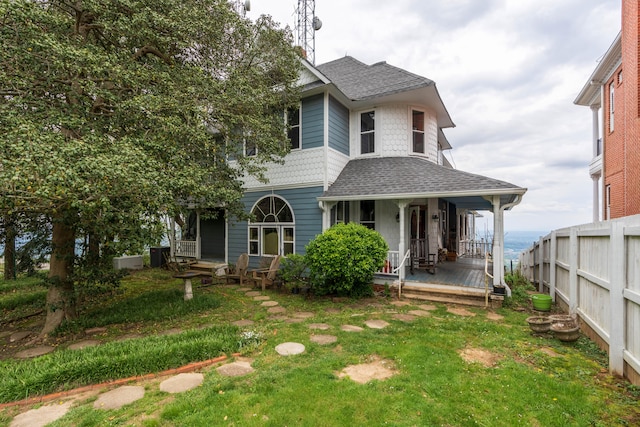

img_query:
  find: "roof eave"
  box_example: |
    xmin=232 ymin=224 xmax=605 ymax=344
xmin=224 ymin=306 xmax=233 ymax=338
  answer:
xmin=318 ymin=187 xmax=527 ymax=202
xmin=574 ymin=32 xmax=622 ymax=106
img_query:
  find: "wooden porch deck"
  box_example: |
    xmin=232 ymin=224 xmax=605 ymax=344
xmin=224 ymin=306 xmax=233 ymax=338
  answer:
xmin=405 ymin=257 xmax=490 ymax=289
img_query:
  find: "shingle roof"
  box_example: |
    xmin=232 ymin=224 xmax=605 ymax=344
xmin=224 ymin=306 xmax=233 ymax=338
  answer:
xmin=320 ymin=157 xmax=526 ymax=205
xmin=316 ymin=56 xmax=434 ymax=101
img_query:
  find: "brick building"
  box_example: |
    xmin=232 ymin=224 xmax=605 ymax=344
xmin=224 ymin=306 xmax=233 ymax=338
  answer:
xmin=575 ymin=0 xmax=640 ymax=221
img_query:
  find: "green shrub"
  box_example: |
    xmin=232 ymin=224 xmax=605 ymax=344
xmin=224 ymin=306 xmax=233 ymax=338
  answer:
xmin=305 ymin=223 xmax=388 ymax=298
xmin=279 ymin=253 xmax=308 ymax=290
xmin=503 ymin=269 xmax=535 ymax=308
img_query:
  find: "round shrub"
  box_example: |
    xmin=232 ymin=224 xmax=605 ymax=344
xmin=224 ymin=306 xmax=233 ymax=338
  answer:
xmin=305 ymin=222 xmax=388 ymax=297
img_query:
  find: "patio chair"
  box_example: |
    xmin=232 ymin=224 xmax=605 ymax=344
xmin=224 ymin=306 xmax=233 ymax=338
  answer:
xmin=248 ymin=255 xmax=281 ymax=291
xmin=220 ymin=253 xmax=249 ymax=285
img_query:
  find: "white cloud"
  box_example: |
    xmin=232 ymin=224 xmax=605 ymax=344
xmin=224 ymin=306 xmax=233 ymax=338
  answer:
xmin=248 ymin=0 xmax=622 ymax=232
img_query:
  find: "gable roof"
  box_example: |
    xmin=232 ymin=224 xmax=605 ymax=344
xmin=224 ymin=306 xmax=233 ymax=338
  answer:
xmin=319 ymin=157 xmax=526 ymax=210
xmin=315 ymin=56 xmax=455 ymax=128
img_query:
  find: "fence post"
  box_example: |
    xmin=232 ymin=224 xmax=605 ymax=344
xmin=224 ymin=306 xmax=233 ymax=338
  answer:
xmin=549 ymin=231 xmax=557 ymax=301
xmin=609 ymin=221 xmax=625 ymax=376
xmin=569 ymin=227 xmax=578 ymax=313
xmin=538 ymin=236 xmax=544 ymax=292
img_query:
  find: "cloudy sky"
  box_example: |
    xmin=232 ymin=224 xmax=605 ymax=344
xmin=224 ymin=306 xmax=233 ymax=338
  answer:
xmin=246 ymin=0 xmax=621 ymax=233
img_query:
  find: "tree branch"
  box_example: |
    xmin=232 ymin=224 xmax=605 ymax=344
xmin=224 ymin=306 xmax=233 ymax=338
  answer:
xmin=132 ymin=45 xmax=172 ymax=65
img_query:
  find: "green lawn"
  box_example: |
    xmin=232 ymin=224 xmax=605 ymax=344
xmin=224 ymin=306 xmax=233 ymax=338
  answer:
xmin=0 ymin=270 xmax=638 ymax=426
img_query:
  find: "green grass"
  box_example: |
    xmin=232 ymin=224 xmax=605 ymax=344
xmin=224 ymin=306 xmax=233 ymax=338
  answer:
xmin=0 ymin=270 xmax=639 ymax=426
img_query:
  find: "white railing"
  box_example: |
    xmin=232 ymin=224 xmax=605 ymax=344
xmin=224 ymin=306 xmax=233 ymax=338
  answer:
xmin=379 ymin=251 xmax=400 ymax=275
xmin=519 ymin=215 xmax=640 ymax=386
xmin=175 ymin=240 xmax=197 ymax=258
xmin=459 ymin=239 xmax=492 ymax=258
xmin=395 ymin=249 xmax=411 ymax=298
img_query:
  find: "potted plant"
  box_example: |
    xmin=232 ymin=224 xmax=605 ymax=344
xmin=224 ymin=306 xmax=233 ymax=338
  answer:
xmin=526 ymin=316 xmax=552 ymax=333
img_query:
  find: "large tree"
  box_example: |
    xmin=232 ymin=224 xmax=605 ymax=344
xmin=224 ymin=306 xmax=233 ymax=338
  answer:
xmin=0 ymin=0 xmax=301 ymax=335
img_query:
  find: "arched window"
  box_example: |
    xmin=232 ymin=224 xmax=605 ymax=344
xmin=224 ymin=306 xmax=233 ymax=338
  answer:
xmin=248 ymin=195 xmax=295 ymax=256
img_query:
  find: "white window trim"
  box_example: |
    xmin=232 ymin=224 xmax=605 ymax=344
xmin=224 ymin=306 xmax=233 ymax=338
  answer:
xmin=286 ymin=105 xmax=301 ymax=151
xmin=248 ymin=195 xmax=296 ymax=256
xmin=359 ymin=110 xmax=376 ymax=156
xmin=411 ymin=108 xmax=426 ymax=155
xmin=609 ymin=82 xmax=614 ymax=133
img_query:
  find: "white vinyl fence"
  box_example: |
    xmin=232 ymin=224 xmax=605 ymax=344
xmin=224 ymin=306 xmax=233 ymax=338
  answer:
xmin=519 ymin=214 xmax=640 ymax=385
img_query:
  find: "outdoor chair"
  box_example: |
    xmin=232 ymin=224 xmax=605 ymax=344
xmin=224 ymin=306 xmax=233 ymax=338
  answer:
xmin=248 ymin=255 xmax=281 ymax=291
xmin=220 ymin=253 xmax=249 ymax=285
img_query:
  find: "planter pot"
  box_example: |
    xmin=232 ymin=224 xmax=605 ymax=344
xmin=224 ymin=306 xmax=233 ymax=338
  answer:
xmin=531 ymin=294 xmax=552 ymax=311
xmin=549 ymin=314 xmax=577 ymax=328
xmin=550 ymin=323 xmax=580 ymax=342
xmin=526 ymin=316 xmax=552 ymax=333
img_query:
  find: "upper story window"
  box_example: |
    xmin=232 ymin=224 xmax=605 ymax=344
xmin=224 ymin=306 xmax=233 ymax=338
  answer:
xmin=360 ymin=111 xmax=375 ymax=154
xmin=287 ymin=107 xmax=300 ymax=150
xmin=244 ymin=139 xmax=257 ymax=157
xmin=412 ymin=110 xmax=425 ymax=154
xmin=609 ymin=81 xmax=614 ymax=132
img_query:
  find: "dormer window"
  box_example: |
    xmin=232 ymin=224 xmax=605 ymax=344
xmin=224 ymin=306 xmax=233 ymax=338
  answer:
xmin=412 ymin=110 xmax=425 ymax=154
xmin=360 ymin=111 xmax=375 ymax=154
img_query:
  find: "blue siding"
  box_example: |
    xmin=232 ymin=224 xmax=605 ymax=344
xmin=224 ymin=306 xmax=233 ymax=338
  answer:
xmin=302 ymin=94 xmax=324 ymax=149
xmin=328 ymin=95 xmax=350 ymax=155
xmin=227 ymin=186 xmax=324 ymax=268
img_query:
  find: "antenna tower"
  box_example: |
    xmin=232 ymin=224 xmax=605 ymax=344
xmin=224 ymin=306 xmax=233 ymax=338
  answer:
xmin=295 ymin=0 xmax=322 ymax=64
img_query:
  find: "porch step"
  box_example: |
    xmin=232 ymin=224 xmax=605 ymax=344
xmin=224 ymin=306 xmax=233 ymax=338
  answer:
xmin=398 ymin=284 xmax=503 ymax=308
xmin=186 ymin=262 xmax=222 ymax=276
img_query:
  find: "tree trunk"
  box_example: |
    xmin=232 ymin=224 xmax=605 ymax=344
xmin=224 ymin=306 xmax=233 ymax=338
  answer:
xmin=41 ymin=219 xmax=76 ymax=336
xmin=3 ymin=217 xmax=16 ymax=280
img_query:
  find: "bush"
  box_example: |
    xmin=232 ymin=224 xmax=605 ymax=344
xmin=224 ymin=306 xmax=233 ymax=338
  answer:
xmin=503 ymin=269 xmax=535 ymax=308
xmin=279 ymin=253 xmax=308 ymax=290
xmin=305 ymin=223 xmax=388 ymax=297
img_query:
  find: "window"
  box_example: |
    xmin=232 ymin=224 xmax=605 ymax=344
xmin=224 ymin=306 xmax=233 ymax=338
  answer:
xmin=605 ymin=185 xmax=611 ymax=220
xmin=618 ymin=71 xmax=623 ymax=84
xmin=609 ymin=82 xmax=614 ymax=132
xmin=412 ymin=110 xmax=425 ymax=153
xmin=360 ymin=200 xmax=375 ymax=229
xmin=360 ymin=111 xmax=375 ymax=154
xmin=248 ymin=195 xmax=294 ymax=256
xmin=287 ymin=107 xmax=300 ymax=150
xmin=331 ymin=201 xmax=350 ymax=225
xmin=244 ymin=139 xmax=257 ymax=157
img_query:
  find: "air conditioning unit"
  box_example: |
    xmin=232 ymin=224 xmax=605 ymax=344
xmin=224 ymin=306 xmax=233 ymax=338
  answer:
xmin=113 ymin=255 xmax=143 ymax=270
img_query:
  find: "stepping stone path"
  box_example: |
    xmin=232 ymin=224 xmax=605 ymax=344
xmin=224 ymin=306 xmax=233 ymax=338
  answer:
xmin=341 ymin=325 xmax=364 ymax=332
xmin=308 ymin=323 xmax=331 ymax=330
xmin=364 ymin=320 xmax=390 ymax=329
xmin=261 ymin=301 xmax=279 ymax=307
xmin=159 ymin=373 xmax=204 ymax=394
xmin=216 ymin=360 xmax=255 ymax=377
xmin=10 ymin=401 xmax=73 ymax=427
xmin=417 ymin=304 xmax=438 ymax=311
xmin=93 ymin=385 xmax=145 ymax=410
xmin=267 ymin=306 xmax=286 ymax=314
xmin=275 ymin=342 xmax=305 ymax=355
xmin=292 ymin=312 xmax=315 ymax=319
xmin=407 ymin=310 xmax=431 ymax=317
xmin=68 ymin=340 xmax=100 ymax=350
xmin=392 ymin=313 xmax=416 ymax=322
xmin=390 ymin=301 xmax=411 ymax=307
xmin=486 ymin=312 xmax=504 ymax=321
xmin=253 ymin=295 xmax=271 ymax=301
xmin=310 ymin=334 xmax=338 ymax=345
xmin=15 ymin=346 xmax=55 ymax=359
xmin=447 ymin=307 xmax=475 ymax=317
xmin=245 ymin=291 xmax=262 ymax=297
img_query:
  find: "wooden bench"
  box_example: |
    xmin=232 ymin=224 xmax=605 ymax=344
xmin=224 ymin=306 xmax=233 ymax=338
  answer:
xmin=173 ymin=271 xmax=201 ymax=301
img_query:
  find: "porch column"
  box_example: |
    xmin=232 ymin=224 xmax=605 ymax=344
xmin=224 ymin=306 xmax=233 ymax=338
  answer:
xmin=318 ymin=201 xmax=336 ymax=231
xmin=592 ymin=174 xmax=600 ymax=223
xmin=491 ymin=196 xmax=504 ymax=288
xmin=396 ymin=201 xmax=409 ymax=260
xmin=196 ymin=210 xmax=201 ymax=259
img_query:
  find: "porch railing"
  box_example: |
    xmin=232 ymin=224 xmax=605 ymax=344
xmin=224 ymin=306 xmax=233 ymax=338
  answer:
xmin=175 ymin=240 xmax=197 ymax=258
xmin=378 ymin=250 xmax=400 ymax=275
xmin=458 ymin=240 xmax=492 ymax=258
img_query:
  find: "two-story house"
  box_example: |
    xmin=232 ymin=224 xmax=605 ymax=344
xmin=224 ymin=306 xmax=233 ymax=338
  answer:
xmin=575 ymin=0 xmax=640 ymax=221
xmin=172 ymin=56 xmax=527 ymax=291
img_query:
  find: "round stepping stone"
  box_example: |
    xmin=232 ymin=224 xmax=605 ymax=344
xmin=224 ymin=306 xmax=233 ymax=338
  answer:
xmin=216 ymin=361 xmax=255 ymax=377
xmin=245 ymin=291 xmax=262 ymax=297
xmin=9 ymin=331 xmax=32 ymax=343
xmin=68 ymin=339 xmax=100 ymax=350
xmin=15 ymin=346 xmax=55 ymax=359
xmin=341 ymin=325 xmax=364 ymax=332
xmin=365 ymin=320 xmax=390 ymax=329
xmin=253 ymin=295 xmax=270 ymax=301
xmin=93 ymin=385 xmax=145 ymax=410
xmin=390 ymin=301 xmax=411 ymax=307
xmin=232 ymin=319 xmax=255 ymax=327
xmin=407 ymin=310 xmax=431 ymax=317
xmin=310 ymin=334 xmax=338 ymax=345
xmin=275 ymin=342 xmax=305 ymax=356
xmin=392 ymin=313 xmax=416 ymax=322
xmin=10 ymin=401 xmax=73 ymax=427
xmin=292 ymin=311 xmax=315 ymax=319
xmin=417 ymin=304 xmax=438 ymax=311
xmin=159 ymin=373 xmax=204 ymax=394
xmin=267 ymin=306 xmax=286 ymax=314
xmin=308 ymin=323 xmax=331 ymax=330
xmin=261 ymin=301 xmax=279 ymax=307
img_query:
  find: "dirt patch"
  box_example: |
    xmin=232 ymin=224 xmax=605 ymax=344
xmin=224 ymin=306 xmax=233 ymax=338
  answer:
xmin=337 ymin=355 xmax=397 ymax=383
xmin=459 ymin=347 xmax=501 ymax=367
xmin=486 ymin=312 xmax=504 ymax=321
xmin=447 ymin=307 xmax=476 ymax=317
